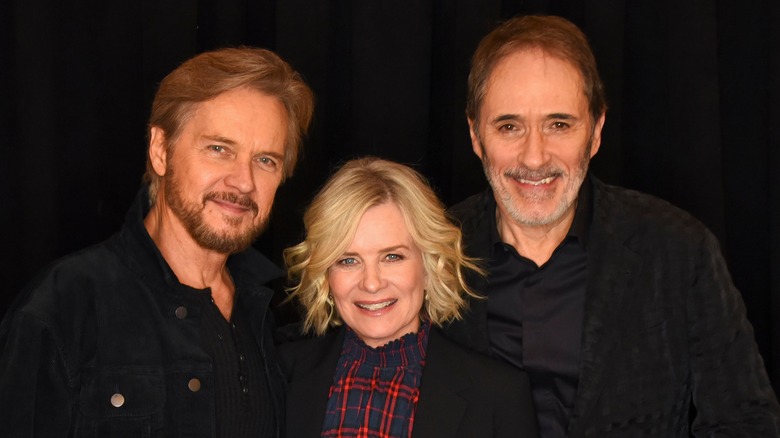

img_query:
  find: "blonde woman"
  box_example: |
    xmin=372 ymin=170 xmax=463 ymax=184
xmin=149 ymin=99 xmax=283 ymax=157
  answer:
xmin=279 ymin=157 xmax=537 ymax=438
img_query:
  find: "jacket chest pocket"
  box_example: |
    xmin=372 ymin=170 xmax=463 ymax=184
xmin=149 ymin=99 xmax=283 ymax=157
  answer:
xmin=76 ymin=367 xmax=165 ymax=437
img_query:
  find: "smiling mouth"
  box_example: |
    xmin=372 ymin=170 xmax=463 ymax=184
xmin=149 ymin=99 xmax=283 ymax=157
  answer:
xmin=356 ymin=300 xmax=397 ymax=311
xmin=205 ymin=192 xmax=259 ymax=216
xmin=516 ymin=175 xmax=556 ymax=186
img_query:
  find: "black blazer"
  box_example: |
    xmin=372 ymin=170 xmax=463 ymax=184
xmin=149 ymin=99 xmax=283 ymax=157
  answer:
xmin=445 ymin=176 xmax=780 ymax=437
xmin=278 ymin=326 xmax=538 ymax=438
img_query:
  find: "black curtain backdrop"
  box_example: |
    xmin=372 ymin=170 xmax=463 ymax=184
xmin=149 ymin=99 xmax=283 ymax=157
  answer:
xmin=2 ymin=0 xmax=778 ymax=390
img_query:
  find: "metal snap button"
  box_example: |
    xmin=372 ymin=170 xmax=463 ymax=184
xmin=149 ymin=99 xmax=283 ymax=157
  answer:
xmin=110 ymin=393 xmax=125 ymax=408
xmin=188 ymin=378 xmax=201 ymax=392
xmin=175 ymin=306 xmax=188 ymax=319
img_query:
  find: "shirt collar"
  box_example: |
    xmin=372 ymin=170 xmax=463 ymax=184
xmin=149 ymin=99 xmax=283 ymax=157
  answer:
xmin=571 ymin=174 xmax=593 ymax=248
xmin=342 ymin=319 xmax=430 ymax=368
xmin=119 ymin=186 xmax=282 ymax=295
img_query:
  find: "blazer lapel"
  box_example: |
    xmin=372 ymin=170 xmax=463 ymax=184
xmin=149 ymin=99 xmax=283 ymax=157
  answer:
xmin=413 ymin=330 xmax=469 ymax=438
xmin=286 ymin=329 xmax=345 ymax=438
xmin=566 ymin=180 xmax=643 ymax=437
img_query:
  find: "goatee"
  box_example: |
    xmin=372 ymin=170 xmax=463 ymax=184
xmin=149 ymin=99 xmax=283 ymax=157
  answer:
xmin=164 ymin=171 xmax=268 ymax=254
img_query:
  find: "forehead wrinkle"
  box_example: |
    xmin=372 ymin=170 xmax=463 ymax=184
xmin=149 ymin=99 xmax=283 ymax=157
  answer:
xmin=484 ymin=50 xmax=587 ymax=112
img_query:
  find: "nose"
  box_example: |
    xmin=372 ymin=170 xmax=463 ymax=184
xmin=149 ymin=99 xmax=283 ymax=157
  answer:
xmin=360 ymin=263 xmax=386 ymax=293
xmin=518 ymin=127 xmax=547 ymax=169
xmin=224 ymin=160 xmax=255 ymax=193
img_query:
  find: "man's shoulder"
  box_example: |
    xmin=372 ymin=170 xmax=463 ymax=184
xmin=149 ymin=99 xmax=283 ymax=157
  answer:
xmin=447 ymin=190 xmax=493 ymax=240
xmin=448 ymin=191 xmax=490 ymax=221
xmin=594 ymin=179 xmax=684 ymax=213
xmin=593 ymin=179 xmax=711 ymax=240
xmin=24 ymin=238 xmax=121 ymax=289
xmin=7 ymin=235 xmax=132 ymax=322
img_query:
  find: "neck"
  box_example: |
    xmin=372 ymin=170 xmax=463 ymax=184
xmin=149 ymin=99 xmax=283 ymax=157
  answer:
xmin=496 ymin=204 xmax=575 ymax=267
xmin=144 ymin=201 xmax=235 ymax=320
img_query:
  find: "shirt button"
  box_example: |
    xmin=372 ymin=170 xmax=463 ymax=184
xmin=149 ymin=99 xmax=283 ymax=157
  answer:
xmin=110 ymin=393 xmax=125 ymax=408
xmin=175 ymin=306 xmax=188 ymax=319
xmin=188 ymin=378 xmax=201 ymax=392
xmin=242 ymin=387 xmax=248 ymax=394
xmin=239 ymin=354 xmax=245 ymax=361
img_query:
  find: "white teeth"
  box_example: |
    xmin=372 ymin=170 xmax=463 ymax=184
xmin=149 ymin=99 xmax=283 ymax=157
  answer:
xmin=518 ymin=176 xmax=555 ymax=186
xmin=357 ymin=300 xmax=397 ymax=311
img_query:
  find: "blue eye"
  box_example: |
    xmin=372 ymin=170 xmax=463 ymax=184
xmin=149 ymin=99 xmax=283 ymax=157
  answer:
xmin=256 ymin=156 xmax=279 ymax=171
xmin=385 ymin=254 xmax=403 ymax=262
xmin=338 ymin=257 xmax=357 ymax=266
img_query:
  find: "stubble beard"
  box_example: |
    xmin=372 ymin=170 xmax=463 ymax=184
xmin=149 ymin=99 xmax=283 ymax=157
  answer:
xmin=164 ymin=166 xmax=268 ymax=254
xmin=480 ymin=139 xmax=592 ymax=228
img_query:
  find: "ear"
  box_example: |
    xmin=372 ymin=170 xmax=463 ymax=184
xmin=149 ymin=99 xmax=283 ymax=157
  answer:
xmin=148 ymin=126 xmax=169 ymax=177
xmin=589 ymin=113 xmax=606 ymax=158
xmin=467 ymin=118 xmax=484 ymax=160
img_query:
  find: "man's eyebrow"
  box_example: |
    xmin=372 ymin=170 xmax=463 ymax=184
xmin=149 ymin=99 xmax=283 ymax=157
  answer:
xmin=261 ymin=150 xmax=285 ymax=161
xmin=202 ymin=134 xmax=236 ymax=145
xmin=546 ymin=113 xmax=577 ymax=120
xmin=491 ymin=113 xmax=522 ymax=123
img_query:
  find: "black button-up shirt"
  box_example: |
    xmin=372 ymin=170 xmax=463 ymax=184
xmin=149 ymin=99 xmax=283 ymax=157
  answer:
xmin=486 ymin=179 xmax=592 ymax=437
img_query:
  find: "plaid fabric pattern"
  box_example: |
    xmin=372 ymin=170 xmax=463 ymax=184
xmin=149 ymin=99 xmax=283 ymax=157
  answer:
xmin=321 ymin=321 xmax=429 ymax=438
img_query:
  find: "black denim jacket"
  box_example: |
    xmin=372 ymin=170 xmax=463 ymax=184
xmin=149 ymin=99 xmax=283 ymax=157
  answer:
xmin=0 ymin=188 xmax=286 ymax=437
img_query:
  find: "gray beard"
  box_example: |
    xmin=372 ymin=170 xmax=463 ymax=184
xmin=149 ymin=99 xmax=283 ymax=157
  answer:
xmin=480 ymin=139 xmax=591 ymax=228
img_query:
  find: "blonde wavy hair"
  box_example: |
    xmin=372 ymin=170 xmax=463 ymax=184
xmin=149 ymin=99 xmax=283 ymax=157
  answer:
xmin=284 ymin=157 xmax=483 ymax=336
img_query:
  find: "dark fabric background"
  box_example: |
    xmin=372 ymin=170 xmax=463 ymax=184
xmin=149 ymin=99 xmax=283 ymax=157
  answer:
xmin=2 ymin=0 xmax=778 ymax=390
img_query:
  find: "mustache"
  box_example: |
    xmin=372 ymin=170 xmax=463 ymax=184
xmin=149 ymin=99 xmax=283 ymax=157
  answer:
xmin=503 ymin=165 xmax=565 ymax=180
xmin=204 ymin=192 xmax=259 ymax=216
